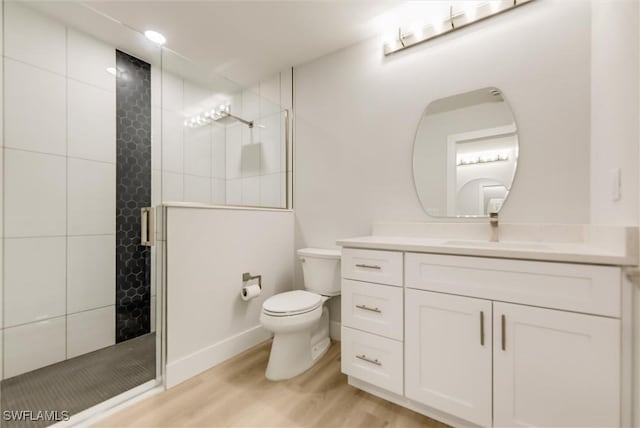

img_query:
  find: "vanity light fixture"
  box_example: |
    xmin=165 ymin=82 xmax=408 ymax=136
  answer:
xmin=384 ymin=0 xmax=534 ymax=56
xmin=144 ymin=30 xmax=166 ymax=45
xmin=457 ymin=151 xmax=510 ymax=166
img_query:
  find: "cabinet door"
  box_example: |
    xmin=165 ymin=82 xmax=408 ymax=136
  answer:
xmin=405 ymin=289 xmax=492 ymax=427
xmin=493 ymin=302 xmax=620 ymax=428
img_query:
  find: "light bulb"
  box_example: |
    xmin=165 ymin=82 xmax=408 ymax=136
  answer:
xmin=144 ymin=30 xmax=166 ymax=45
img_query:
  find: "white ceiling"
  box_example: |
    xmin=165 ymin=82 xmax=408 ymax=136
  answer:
xmin=26 ymin=0 xmax=462 ymax=88
xmin=42 ymin=0 xmax=414 ymax=86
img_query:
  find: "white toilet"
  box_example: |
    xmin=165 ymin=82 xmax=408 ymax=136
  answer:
xmin=260 ymin=248 xmax=341 ymax=380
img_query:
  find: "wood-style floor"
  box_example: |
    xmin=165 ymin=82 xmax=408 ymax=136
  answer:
xmin=96 ymin=340 xmax=448 ymax=428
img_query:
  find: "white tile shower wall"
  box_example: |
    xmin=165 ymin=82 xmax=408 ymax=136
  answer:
xmin=67 ymin=235 xmax=116 ymax=313
xmin=4 ymin=1 xmax=66 ymax=75
xmin=165 ymin=207 xmax=294 ymax=387
xmin=4 ymin=237 xmax=66 ymax=327
xmin=2 ymin=3 xmax=119 ymax=376
xmin=4 ymin=58 xmax=66 ymax=156
xmin=67 ymin=158 xmax=116 ymax=236
xmin=4 ymin=149 xmax=67 ymax=237
xmin=160 ymin=71 xmax=222 ymax=204
xmin=67 ymin=29 xmax=116 ymax=93
xmin=184 ymin=175 xmax=211 ymax=204
xmin=161 ymin=109 xmax=184 ymax=174
xmin=184 ymin=126 xmax=212 ymax=177
xmin=224 ymin=70 xmax=291 ymax=208
xmin=67 ymin=306 xmax=116 ymax=358
xmin=160 ymin=68 xmax=291 ymax=208
xmin=293 ymin=0 xmax=593 ymax=321
xmin=67 ymin=79 xmax=116 ymax=163
xmin=4 ymin=316 xmax=66 ymax=378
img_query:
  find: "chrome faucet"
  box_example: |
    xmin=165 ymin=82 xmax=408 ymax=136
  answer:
xmin=489 ymin=212 xmax=499 ymax=242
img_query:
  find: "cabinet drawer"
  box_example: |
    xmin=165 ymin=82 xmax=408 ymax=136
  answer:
xmin=341 ymin=326 xmax=403 ymax=395
xmin=342 ymin=279 xmax=403 ymax=340
xmin=405 ymin=253 xmax=621 ymax=317
xmin=342 ymin=248 xmax=403 ymax=286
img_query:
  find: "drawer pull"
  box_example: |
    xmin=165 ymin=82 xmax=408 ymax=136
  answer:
xmin=355 ymin=304 xmax=382 ymax=313
xmin=480 ymin=311 xmax=485 ymax=346
xmin=356 ymin=354 xmax=382 ymax=366
xmin=355 ymin=263 xmax=382 ymax=270
xmin=501 ymin=314 xmax=506 ymax=351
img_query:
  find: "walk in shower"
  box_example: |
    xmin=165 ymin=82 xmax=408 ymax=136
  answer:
xmin=0 ymin=1 xmax=291 ymax=426
xmin=0 ymin=2 xmax=163 ymax=426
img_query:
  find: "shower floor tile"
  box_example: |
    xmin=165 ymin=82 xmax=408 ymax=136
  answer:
xmin=1 ymin=333 xmax=156 ymax=428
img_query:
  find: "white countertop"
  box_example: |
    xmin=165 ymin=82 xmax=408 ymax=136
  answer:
xmin=337 ymin=231 xmax=638 ymax=266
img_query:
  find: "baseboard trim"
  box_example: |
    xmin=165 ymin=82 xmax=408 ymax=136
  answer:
xmin=329 ymin=320 xmax=341 ymax=341
xmin=166 ymin=325 xmax=271 ymax=388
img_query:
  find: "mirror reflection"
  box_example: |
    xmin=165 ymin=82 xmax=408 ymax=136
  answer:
xmin=413 ymin=87 xmax=519 ymax=217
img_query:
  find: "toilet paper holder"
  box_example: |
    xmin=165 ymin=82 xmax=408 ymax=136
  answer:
xmin=242 ymin=272 xmax=262 ymax=289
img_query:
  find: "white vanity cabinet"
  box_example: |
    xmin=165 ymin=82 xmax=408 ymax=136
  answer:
xmin=340 ymin=247 xmax=630 ymax=428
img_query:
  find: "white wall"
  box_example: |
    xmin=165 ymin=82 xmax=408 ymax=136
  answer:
xmin=293 ymin=1 xmax=593 ymax=319
xmin=590 ymin=0 xmax=639 ymax=225
xmin=1 ymin=2 xmax=119 ymax=377
xmin=294 ymin=0 xmax=592 ymax=241
xmin=165 ymin=206 xmax=294 ymax=388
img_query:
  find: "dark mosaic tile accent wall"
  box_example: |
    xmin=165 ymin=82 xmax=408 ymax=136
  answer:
xmin=115 ymin=50 xmax=152 ymax=343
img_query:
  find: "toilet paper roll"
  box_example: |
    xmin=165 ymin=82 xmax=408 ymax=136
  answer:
xmin=241 ymin=283 xmax=261 ymax=301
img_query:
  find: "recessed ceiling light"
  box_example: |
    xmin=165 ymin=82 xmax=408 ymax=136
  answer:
xmin=144 ymin=30 xmax=166 ymax=45
xmin=106 ymin=67 xmax=117 ymax=76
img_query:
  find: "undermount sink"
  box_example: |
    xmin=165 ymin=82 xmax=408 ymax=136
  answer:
xmin=442 ymin=240 xmax=553 ymax=251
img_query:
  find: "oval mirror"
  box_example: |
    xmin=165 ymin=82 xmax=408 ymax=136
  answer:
xmin=413 ymin=87 xmax=519 ymax=217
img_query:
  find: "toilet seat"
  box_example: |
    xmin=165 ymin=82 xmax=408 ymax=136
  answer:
xmin=263 ymin=290 xmax=323 ymax=317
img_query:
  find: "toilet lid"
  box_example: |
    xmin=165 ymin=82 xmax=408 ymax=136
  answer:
xmin=263 ymin=290 xmax=322 ymax=315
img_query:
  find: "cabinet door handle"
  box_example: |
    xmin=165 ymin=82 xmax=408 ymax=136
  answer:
xmin=480 ymin=311 xmax=485 ymax=346
xmin=355 ymin=304 xmax=382 ymax=313
xmin=356 ymin=354 xmax=382 ymax=366
xmin=355 ymin=263 xmax=381 ymax=270
xmin=501 ymin=314 xmax=506 ymax=351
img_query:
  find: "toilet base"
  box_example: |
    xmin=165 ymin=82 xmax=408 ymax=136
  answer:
xmin=265 ymin=307 xmax=330 ymax=381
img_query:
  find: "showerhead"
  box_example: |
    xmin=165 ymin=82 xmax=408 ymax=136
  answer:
xmin=214 ymin=112 xmax=253 ymax=128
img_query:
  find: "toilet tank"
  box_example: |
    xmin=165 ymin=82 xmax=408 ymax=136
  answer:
xmin=297 ymin=248 xmax=341 ymax=296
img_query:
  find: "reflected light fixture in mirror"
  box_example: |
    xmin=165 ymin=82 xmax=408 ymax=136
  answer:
xmin=384 ymin=0 xmax=534 ymax=55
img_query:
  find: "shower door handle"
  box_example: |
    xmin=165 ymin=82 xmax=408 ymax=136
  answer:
xmin=141 ymin=207 xmax=155 ymax=247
